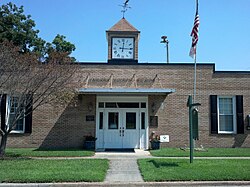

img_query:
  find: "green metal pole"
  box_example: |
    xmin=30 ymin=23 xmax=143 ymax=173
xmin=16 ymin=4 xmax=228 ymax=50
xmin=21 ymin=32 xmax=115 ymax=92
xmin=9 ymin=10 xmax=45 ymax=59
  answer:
xmin=189 ymin=95 xmax=194 ymax=163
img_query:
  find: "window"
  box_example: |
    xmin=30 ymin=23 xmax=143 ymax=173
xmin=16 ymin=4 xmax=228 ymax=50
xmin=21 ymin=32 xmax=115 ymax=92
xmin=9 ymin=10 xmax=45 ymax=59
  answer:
xmin=8 ymin=97 xmax=25 ymax=133
xmin=108 ymin=112 xmax=119 ymax=129
xmin=126 ymin=112 xmax=136 ymax=129
xmin=210 ymin=95 xmax=244 ymax=134
xmin=98 ymin=102 xmax=145 ymax=109
xmin=141 ymin=112 xmax=145 ymax=129
xmin=0 ymin=94 xmax=33 ymax=134
xmin=218 ymin=96 xmax=236 ymax=134
xmin=99 ymin=112 xmax=103 ymax=129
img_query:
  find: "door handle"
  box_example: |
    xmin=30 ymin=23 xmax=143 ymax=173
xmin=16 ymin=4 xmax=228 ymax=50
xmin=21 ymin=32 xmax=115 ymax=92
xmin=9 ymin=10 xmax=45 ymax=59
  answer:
xmin=119 ymin=127 xmax=122 ymax=136
xmin=122 ymin=127 xmax=125 ymax=137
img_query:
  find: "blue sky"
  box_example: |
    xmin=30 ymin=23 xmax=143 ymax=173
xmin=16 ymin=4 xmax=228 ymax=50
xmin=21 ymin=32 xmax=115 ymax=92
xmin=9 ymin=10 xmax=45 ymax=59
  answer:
xmin=1 ymin=0 xmax=250 ymax=71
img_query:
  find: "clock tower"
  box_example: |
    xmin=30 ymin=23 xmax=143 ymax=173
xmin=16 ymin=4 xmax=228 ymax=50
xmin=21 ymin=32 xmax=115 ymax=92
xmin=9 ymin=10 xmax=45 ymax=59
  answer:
xmin=106 ymin=18 xmax=140 ymax=64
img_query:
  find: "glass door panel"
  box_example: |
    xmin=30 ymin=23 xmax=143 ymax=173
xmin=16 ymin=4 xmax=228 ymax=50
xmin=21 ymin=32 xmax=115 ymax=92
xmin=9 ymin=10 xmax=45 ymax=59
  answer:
xmin=126 ymin=112 xmax=136 ymax=129
xmin=108 ymin=112 xmax=119 ymax=129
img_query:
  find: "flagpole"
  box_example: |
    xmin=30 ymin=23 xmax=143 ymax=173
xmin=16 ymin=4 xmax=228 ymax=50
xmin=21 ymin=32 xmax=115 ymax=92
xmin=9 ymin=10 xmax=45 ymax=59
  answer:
xmin=189 ymin=0 xmax=199 ymax=161
xmin=193 ymin=53 xmax=197 ymax=102
xmin=193 ymin=0 xmax=199 ymax=102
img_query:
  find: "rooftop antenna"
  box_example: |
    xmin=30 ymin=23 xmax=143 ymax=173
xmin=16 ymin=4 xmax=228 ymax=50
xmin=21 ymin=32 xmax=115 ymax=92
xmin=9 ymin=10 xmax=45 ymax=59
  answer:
xmin=120 ymin=0 xmax=131 ymax=18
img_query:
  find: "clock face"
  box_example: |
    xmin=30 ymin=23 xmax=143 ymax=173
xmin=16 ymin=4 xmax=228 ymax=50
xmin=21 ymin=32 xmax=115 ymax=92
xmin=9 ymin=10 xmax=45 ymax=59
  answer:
xmin=112 ymin=38 xmax=134 ymax=59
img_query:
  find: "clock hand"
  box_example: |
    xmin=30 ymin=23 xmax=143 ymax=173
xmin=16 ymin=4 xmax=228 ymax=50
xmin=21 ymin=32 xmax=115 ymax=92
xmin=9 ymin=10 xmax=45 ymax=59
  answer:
xmin=122 ymin=41 xmax=125 ymax=52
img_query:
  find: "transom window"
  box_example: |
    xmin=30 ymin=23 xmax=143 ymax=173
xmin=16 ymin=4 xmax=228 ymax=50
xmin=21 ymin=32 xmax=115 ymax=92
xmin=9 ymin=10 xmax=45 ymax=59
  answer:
xmin=98 ymin=102 xmax=146 ymax=109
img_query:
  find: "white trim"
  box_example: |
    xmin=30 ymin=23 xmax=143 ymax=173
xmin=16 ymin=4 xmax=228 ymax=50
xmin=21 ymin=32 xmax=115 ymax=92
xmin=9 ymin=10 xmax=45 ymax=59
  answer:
xmin=217 ymin=96 xmax=237 ymax=134
xmin=5 ymin=95 xmax=11 ymax=132
xmin=96 ymin=96 xmax=148 ymax=150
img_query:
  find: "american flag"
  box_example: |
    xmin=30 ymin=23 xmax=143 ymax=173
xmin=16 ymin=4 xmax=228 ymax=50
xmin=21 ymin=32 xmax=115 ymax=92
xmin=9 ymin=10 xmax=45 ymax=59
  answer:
xmin=189 ymin=13 xmax=200 ymax=58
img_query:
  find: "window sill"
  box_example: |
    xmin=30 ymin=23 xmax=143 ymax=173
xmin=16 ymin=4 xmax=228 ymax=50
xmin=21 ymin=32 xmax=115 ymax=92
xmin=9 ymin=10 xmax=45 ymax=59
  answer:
xmin=10 ymin=131 xmax=25 ymax=134
xmin=218 ymin=131 xmax=236 ymax=135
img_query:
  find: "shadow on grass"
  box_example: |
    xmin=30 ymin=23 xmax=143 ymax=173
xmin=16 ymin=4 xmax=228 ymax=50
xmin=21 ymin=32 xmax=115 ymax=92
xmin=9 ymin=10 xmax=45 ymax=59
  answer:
xmin=4 ymin=152 xmax=22 ymax=157
xmin=148 ymin=160 xmax=179 ymax=168
xmin=1 ymin=154 xmax=31 ymax=160
xmin=34 ymin=148 xmax=86 ymax=151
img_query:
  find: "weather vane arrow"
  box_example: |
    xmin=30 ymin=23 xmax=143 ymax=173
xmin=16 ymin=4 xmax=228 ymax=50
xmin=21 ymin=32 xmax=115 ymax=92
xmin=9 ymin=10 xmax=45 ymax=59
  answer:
xmin=120 ymin=0 xmax=131 ymax=18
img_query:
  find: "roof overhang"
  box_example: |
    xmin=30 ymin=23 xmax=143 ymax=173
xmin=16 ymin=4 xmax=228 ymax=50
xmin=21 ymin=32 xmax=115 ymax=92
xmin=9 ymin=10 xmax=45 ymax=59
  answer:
xmin=78 ymin=88 xmax=175 ymax=96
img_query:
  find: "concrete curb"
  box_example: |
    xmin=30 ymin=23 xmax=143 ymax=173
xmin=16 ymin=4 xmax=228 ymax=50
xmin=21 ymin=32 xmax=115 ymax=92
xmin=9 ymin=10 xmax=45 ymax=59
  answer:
xmin=1 ymin=181 xmax=250 ymax=187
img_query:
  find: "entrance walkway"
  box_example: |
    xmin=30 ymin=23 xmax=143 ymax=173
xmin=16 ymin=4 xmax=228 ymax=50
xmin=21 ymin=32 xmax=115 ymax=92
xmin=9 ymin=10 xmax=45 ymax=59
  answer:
xmin=94 ymin=149 xmax=151 ymax=183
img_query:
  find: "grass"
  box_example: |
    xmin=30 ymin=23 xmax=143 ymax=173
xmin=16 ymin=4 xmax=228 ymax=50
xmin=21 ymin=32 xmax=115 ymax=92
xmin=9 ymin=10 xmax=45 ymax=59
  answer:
xmin=150 ymin=148 xmax=250 ymax=157
xmin=138 ymin=158 xmax=250 ymax=181
xmin=5 ymin=148 xmax=94 ymax=157
xmin=0 ymin=159 xmax=109 ymax=183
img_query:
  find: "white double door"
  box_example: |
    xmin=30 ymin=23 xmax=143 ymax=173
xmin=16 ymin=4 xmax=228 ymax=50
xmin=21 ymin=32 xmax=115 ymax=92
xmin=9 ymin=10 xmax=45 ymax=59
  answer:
xmin=104 ymin=109 xmax=139 ymax=149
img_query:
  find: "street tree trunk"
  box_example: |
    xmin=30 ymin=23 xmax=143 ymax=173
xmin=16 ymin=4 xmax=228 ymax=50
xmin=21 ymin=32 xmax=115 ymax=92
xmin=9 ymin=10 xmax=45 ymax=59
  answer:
xmin=0 ymin=134 xmax=8 ymax=157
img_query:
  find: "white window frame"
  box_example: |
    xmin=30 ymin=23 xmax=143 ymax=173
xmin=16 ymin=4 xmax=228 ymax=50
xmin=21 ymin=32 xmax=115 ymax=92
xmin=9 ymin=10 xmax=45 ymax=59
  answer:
xmin=217 ymin=96 xmax=236 ymax=134
xmin=7 ymin=96 xmax=25 ymax=134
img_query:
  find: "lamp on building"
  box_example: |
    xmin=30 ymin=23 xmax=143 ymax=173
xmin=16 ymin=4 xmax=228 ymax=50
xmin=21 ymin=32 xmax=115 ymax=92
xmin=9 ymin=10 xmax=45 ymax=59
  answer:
xmin=160 ymin=36 xmax=169 ymax=64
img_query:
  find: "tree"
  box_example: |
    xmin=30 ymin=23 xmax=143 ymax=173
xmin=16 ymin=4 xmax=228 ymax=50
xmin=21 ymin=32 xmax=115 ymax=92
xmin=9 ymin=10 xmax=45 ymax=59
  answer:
xmin=0 ymin=41 xmax=78 ymax=157
xmin=0 ymin=2 xmax=79 ymax=157
xmin=0 ymin=3 xmax=45 ymax=55
xmin=46 ymin=34 xmax=76 ymax=62
xmin=0 ymin=2 xmax=76 ymax=60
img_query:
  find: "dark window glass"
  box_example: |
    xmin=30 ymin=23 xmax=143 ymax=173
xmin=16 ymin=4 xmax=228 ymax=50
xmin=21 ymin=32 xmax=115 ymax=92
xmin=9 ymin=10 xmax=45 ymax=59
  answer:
xmin=106 ymin=102 xmax=117 ymax=108
xmin=99 ymin=102 xmax=104 ymax=108
xmin=117 ymin=103 xmax=139 ymax=108
xmin=141 ymin=103 xmax=146 ymax=108
xmin=9 ymin=97 xmax=24 ymax=132
xmin=126 ymin=112 xmax=136 ymax=129
xmin=108 ymin=112 xmax=119 ymax=129
xmin=105 ymin=102 xmax=140 ymax=108
xmin=99 ymin=112 xmax=103 ymax=129
xmin=141 ymin=112 xmax=145 ymax=129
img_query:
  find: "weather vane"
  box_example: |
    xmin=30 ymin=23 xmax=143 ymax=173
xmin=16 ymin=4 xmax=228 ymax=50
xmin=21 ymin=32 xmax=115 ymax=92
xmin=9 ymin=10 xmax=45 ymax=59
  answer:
xmin=120 ymin=0 xmax=131 ymax=18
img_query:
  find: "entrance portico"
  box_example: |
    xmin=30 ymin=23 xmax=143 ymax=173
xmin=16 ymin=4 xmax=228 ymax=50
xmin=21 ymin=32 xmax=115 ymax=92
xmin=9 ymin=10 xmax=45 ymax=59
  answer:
xmin=78 ymin=88 xmax=175 ymax=150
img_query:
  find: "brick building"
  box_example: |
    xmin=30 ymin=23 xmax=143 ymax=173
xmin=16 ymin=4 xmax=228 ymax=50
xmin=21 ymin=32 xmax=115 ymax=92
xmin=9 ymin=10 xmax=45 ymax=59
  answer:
xmin=3 ymin=18 xmax=250 ymax=150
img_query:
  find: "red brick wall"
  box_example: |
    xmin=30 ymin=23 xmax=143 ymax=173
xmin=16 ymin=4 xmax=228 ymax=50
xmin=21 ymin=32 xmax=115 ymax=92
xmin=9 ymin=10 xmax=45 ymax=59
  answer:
xmin=6 ymin=63 xmax=250 ymax=148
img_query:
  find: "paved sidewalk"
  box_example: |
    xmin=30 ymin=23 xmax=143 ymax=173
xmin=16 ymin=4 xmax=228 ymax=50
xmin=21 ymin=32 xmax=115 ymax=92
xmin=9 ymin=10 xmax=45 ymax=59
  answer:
xmin=94 ymin=149 xmax=151 ymax=183
xmin=104 ymin=158 xmax=143 ymax=182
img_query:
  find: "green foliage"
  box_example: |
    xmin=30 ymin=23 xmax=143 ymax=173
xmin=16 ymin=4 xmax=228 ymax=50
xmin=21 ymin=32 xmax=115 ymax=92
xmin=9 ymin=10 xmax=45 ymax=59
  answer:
xmin=150 ymin=148 xmax=250 ymax=157
xmin=0 ymin=159 xmax=109 ymax=182
xmin=0 ymin=2 xmax=45 ymax=55
xmin=138 ymin=159 xmax=250 ymax=181
xmin=52 ymin=34 xmax=76 ymax=53
xmin=5 ymin=148 xmax=94 ymax=157
xmin=0 ymin=2 xmax=76 ymax=60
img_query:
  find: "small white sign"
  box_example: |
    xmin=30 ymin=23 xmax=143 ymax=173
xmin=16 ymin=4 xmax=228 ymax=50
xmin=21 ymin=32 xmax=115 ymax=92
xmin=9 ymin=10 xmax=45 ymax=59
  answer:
xmin=160 ymin=135 xmax=169 ymax=142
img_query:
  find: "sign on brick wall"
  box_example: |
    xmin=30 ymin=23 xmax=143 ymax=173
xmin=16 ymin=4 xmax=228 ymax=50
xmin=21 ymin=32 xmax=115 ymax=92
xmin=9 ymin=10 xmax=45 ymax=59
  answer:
xmin=150 ymin=116 xmax=158 ymax=127
xmin=86 ymin=115 xmax=95 ymax=122
xmin=160 ymin=135 xmax=169 ymax=142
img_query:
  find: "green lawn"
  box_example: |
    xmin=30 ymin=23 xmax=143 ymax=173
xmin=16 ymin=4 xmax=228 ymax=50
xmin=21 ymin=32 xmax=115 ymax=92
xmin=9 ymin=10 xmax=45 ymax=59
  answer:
xmin=138 ymin=158 xmax=250 ymax=181
xmin=5 ymin=148 xmax=94 ymax=157
xmin=150 ymin=148 xmax=250 ymax=157
xmin=0 ymin=159 xmax=109 ymax=183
